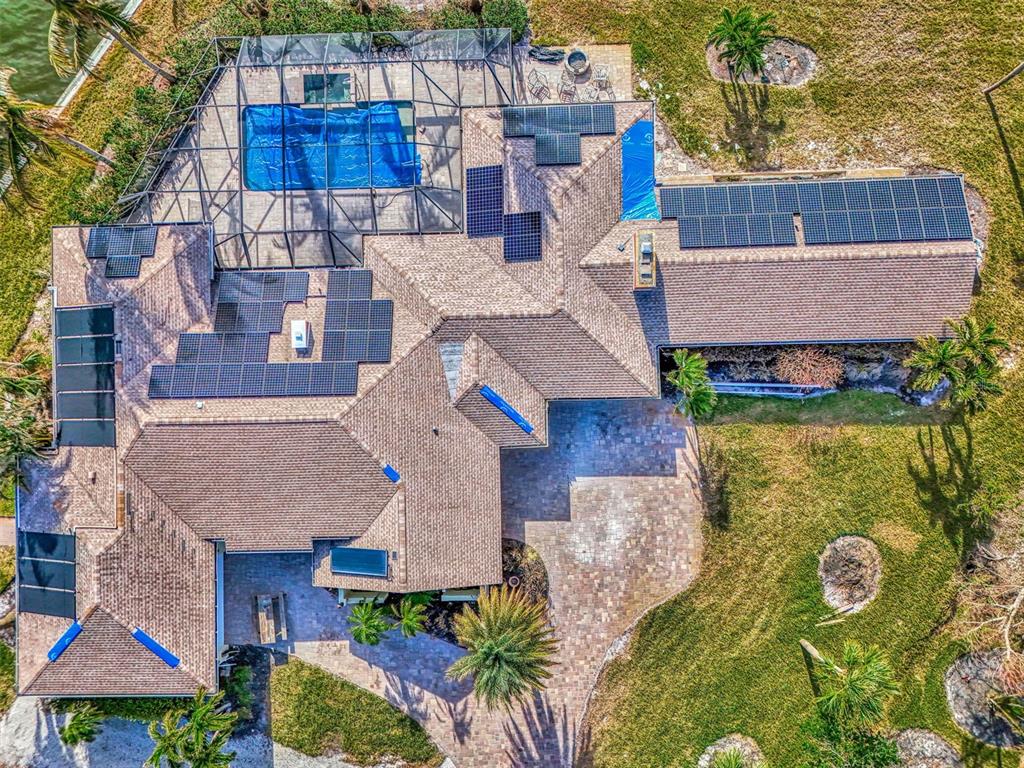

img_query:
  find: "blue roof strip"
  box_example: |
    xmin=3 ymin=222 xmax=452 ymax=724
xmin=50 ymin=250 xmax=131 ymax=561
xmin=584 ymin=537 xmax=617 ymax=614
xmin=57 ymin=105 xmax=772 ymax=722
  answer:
xmin=47 ymin=621 xmax=83 ymax=662
xmin=131 ymin=627 xmax=180 ymax=668
xmin=383 ymin=464 xmax=400 ymax=483
xmin=479 ymin=385 xmax=534 ymax=434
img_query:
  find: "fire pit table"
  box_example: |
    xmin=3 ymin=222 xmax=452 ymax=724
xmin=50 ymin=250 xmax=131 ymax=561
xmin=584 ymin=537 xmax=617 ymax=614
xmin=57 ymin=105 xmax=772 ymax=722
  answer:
xmin=565 ymin=48 xmax=590 ymax=77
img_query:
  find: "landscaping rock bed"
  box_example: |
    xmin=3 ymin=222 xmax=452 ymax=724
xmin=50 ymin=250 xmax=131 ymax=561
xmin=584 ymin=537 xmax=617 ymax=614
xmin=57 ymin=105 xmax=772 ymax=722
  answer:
xmin=696 ymin=734 xmax=764 ymax=767
xmin=944 ymin=649 xmax=1024 ymax=748
xmin=819 ymin=535 xmax=882 ymax=613
xmin=706 ymin=38 xmax=818 ymax=86
xmin=895 ymin=729 xmax=964 ymax=768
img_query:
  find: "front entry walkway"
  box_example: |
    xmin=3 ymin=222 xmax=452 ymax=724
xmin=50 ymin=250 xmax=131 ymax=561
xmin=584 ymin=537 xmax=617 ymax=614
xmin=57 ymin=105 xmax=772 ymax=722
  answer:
xmin=223 ymin=397 xmax=704 ymax=767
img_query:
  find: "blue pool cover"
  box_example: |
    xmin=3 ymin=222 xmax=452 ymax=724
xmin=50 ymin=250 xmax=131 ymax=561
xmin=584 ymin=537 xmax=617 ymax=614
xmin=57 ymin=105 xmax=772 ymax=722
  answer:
xmin=620 ymin=119 xmax=660 ymax=220
xmin=243 ymin=102 xmax=420 ymax=191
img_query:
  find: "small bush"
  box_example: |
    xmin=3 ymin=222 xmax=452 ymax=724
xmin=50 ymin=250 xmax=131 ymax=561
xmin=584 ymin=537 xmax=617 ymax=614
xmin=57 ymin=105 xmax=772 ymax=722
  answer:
xmin=59 ymin=703 xmax=102 ymax=746
xmin=773 ymin=347 xmax=844 ymax=388
xmin=433 ymin=0 xmax=479 ymax=30
xmin=480 ymin=0 xmax=528 ymax=42
xmin=223 ymin=664 xmax=254 ymax=722
xmin=51 ymin=696 xmax=188 ymax=722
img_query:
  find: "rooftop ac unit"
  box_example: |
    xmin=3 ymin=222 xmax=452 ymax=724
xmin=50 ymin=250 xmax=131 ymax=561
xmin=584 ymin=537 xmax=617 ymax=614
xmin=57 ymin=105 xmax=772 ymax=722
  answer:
xmin=291 ymin=320 xmax=309 ymax=350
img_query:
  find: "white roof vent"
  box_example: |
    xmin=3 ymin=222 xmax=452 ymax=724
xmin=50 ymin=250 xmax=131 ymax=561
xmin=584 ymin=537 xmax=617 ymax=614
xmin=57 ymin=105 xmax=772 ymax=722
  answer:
xmin=291 ymin=320 xmax=310 ymax=350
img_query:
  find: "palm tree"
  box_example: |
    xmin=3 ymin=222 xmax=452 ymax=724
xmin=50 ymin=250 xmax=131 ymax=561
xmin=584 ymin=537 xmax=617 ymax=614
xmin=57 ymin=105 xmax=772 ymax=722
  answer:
xmin=146 ymin=688 xmax=237 ymax=768
xmin=679 ymin=379 xmax=718 ymax=420
xmin=666 ymin=348 xmax=709 ymax=393
xmin=0 ymin=405 xmax=51 ymax=488
xmin=0 ymin=68 xmax=112 ymax=207
xmin=58 ymin=703 xmax=102 ymax=745
xmin=391 ymin=595 xmax=428 ymax=638
xmin=348 ymin=602 xmax=392 ymax=645
xmin=446 ymin=585 xmax=558 ymax=710
xmin=711 ymin=748 xmax=747 ymax=768
xmin=708 ymin=6 xmax=777 ymax=79
xmin=807 ymin=640 xmax=900 ymax=729
xmin=906 ymin=336 xmax=966 ymax=391
xmin=949 ymin=363 xmax=1003 ymax=416
xmin=44 ymin=0 xmax=176 ymax=82
xmin=947 ymin=316 xmax=1009 ymax=367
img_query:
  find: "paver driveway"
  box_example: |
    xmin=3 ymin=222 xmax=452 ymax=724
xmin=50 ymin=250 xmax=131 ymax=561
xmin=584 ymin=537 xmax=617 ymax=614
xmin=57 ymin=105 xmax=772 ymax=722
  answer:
xmin=224 ymin=397 xmax=704 ymax=767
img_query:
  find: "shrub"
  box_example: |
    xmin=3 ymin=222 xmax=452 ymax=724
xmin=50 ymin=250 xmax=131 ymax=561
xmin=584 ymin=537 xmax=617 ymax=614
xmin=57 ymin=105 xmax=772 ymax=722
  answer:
xmin=59 ymin=703 xmax=102 ymax=746
xmin=666 ymin=348 xmax=718 ymax=419
xmin=223 ymin=664 xmax=254 ymax=722
xmin=800 ymin=715 xmax=899 ymax=768
xmin=773 ymin=347 xmax=844 ymax=388
xmin=480 ymin=0 xmax=528 ymax=42
xmin=348 ymin=602 xmax=392 ymax=645
xmin=711 ymin=748 xmax=746 ymax=768
xmin=433 ymin=0 xmax=478 ymax=30
xmin=52 ymin=696 xmax=188 ymax=722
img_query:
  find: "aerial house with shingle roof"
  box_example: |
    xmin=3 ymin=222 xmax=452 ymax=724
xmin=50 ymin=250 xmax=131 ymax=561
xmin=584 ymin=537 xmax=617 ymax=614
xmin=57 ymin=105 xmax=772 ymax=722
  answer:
xmin=15 ymin=30 xmax=978 ymax=697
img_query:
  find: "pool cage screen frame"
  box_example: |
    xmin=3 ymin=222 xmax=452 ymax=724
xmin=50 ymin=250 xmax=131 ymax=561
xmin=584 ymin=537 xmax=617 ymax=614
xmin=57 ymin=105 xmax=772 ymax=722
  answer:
xmin=120 ymin=30 xmax=515 ymax=268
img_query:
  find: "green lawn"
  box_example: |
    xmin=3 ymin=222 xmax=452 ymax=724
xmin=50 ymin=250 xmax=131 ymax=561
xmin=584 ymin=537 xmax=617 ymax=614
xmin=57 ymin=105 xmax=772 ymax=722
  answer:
xmin=269 ymin=656 xmax=442 ymax=767
xmin=526 ymin=0 xmax=1024 ymax=765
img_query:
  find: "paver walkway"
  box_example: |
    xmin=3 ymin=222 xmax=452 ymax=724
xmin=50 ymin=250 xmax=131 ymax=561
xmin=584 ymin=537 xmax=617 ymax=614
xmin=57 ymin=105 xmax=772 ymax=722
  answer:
xmin=224 ymin=398 xmax=703 ymax=767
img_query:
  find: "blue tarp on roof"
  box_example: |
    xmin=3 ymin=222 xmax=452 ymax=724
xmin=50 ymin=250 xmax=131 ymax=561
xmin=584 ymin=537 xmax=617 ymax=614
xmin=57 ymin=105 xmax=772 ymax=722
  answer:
xmin=620 ymin=119 xmax=660 ymax=221
xmin=243 ymin=102 xmax=420 ymax=191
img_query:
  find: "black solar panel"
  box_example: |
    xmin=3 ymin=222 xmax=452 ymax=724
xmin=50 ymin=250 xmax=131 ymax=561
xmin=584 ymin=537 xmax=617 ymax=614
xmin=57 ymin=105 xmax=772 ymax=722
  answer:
xmin=263 ymin=364 xmax=289 ymax=397
xmin=327 ymin=270 xmax=350 ymax=301
xmin=194 ymin=365 xmax=220 ymax=398
xmin=770 ymin=214 xmax=797 ymax=245
xmin=825 ymin=211 xmax=852 ymax=244
xmin=333 ymin=362 xmax=358 ymax=395
xmin=58 ymin=420 xmax=116 ymax=446
xmin=56 ymin=336 xmax=115 ymax=365
xmin=681 ymin=186 xmax=707 ymax=217
xmin=801 ymin=211 xmax=828 ymax=245
xmin=309 ymin=362 xmax=334 ymax=395
xmin=774 ymin=183 xmax=799 ymax=213
xmin=502 ymin=104 xmax=615 ymax=137
xmin=921 ymin=207 xmax=948 ymax=240
xmin=366 ymin=330 xmax=392 ymax=363
xmin=503 ymin=211 xmax=542 ymax=262
xmin=502 ymin=106 xmax=529 ymax=137
xmin=724 ymin=215 xmax=749 ymax=247
xmin=85 ymin=227 xmax=111 ymax=259
xmin=54 ymin=306 xmax=114 ymax=338
xmin=821 ymin=183 xmax=847 ymax=211
xmin=19 ymin=585 xmax=75 ymax=618
xmin=343 ymin=330 xmax=369 ymax=361
xmin=535 ymin=133 xmax=581 ymax=165
xmin=748 ymin=214 xmax=773 ymax=246
xmin=348 ymin=269 xmax=372 ymax=299
xmin=678 ymin=217 xmax=701 ymax=249
xmin=56 ymin=363 xmax=114 ymax=392
xmin=466 ymin=165 xmax=504 ymax=238
xmin=705 ymin=187 xmax=729 ymax=215
xmin=659 ymin=188 xmax=684 ymax=219
xmin=896 ymin=207 xmax=925 ymax=241
xmin=369 ymin=300 xmax=393 ymax=329
xmin=323 ymin=331 xmax=345 ymax=360
xmin=849 ymin=209 xmax=875 ymax=242
xmin=149 ymin=365 xmax=173 ymax=398
xmin=171 ymin=365 xmax=197 ymax=398
xmin=286 ymin=363 xmax=311 ymax=396
xmin=944 ymin=206 xmax=972 ymax=239
xmin=590 ymin=104 xmax=616 ymax=135
xmin=105 ymin=255 xmax=142 ymax=279
xmin=284 ymin=271 xmax=309 ymax=302
xmin=261 ymin=273 xmax=286 ymax=302
xmin=86 ymin=226 xmax=157 ymax=259
xmin=872 ymin=208 xmax=900 ymax=241
xmin=240 ymin=364 xmax=264 ymax=397
xmin=891 ymin=178 xmax=918 ymax=208
xmin=546 ymin=105 xmax=571 ymax=134
xmin=868 ymin=179 xmax=894 ymax=209
xmin=727 ymin=186 xmax=752 ymax=214
xmin=700 ymin=216 xmax=726 ymax=247
xmin=843 ymin=180 xmax=870 ymax=210
xmin=913 ymin=177 xmax=941 ymax=208
xmin=131 ymin=226 xmax=157 ymax=256
xmin=216 ymin=364 xmax=242 ymax=397
xmin=107 ymin=228 xmax=134 ymax=257
xmin=938 ymin=175 xmax=966 ymax=207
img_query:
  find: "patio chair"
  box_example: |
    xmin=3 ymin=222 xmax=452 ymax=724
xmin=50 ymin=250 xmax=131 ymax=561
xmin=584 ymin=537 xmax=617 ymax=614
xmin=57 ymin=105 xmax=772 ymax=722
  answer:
xmin=593 ymin=64 xmax=610 ymax=90
xmin=581 ymin=83 xmax=600 ymax=102
xmin=527 ymin=68 xmax=550 ymax=100
xmin=559 ymin=79 xmax=577 ymax=103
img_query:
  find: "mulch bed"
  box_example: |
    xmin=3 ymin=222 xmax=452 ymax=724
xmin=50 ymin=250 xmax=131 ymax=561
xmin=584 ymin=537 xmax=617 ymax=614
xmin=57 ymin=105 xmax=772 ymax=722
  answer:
xmin=895 ymin=729 xmax=964 ymax=768
xmin=706 ymin=38 xmax=818 ymax=87
xmin=818 ymin=535 xmax=882 ymax=613
xmin=944 ymin=649 xmax=1024 ymax=748
xmin=697 ymin=733 xmax=765 ymax=767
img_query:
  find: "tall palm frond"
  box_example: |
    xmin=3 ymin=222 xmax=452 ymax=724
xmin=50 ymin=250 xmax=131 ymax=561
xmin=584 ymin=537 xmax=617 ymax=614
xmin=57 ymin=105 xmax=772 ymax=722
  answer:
xmin=708 ymin=5 xmax=776 ymax=78
xmin=446 ymin=585 xmax=558 ymax=710
xmin=348 ymin=602 xmax=391 ymax=645
xmin=949 ymin=363 xmax=1003 ymax=416
xmin=391 ymin=595 xmax=428 ymax=638
xmin=814 ymin=640 xmax=900 ymax=729
xmin=906 ymin=336 xmax=966 ymax=391
xmin=667 ymin=348 xmax=710 ymax=393
xmin=947 ymin=316 xmax=1009 ymax=367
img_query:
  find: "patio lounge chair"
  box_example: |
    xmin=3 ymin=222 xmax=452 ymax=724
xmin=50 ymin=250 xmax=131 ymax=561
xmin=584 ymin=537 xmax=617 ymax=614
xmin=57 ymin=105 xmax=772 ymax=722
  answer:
xmin=593 ymin=64 xmax=610 ymax=90
xmin=559 ymin=79 xmax=577 ymax=103
xmin=581 ymin=83 xmax=600 ymax=102
xmin=527 ymin=68 xmax=550 ymax=100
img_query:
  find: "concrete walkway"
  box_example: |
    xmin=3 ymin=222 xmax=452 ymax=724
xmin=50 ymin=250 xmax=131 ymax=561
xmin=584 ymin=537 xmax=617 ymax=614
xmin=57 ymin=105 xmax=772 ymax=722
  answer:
xmin=224 ymin=398 xmax=704 ymax=768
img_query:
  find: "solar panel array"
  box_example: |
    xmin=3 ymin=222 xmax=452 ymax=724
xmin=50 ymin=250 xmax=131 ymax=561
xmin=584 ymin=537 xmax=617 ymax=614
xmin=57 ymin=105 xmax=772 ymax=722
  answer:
xmin=150 ymin=269 xmax=393 ymax=399
xmin=466 ymin=165 xmax=504 ymax=238
xmin=149 ymin=361 xmax=359 ymax=399
xmin=86 ymin=226 xmax=158 ymax=280
xmin=535 ymin=133 xmax=581 ymax=166
xmin=18 ymin=531 xmax=76 ymax=619
xmin=661 ymin=176 xmax=973 ymax=250
xmin=54 ymin=305 xmax=116 ymax=447
xmin=502 ymin=104 xmax=617 ymax=138
xmin=503 ymin=212 xmax=543 ymax=262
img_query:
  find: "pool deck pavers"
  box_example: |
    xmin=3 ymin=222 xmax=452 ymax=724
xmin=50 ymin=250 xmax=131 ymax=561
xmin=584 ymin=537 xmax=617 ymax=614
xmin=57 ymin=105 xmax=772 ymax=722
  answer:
xmin=224 ymin=397 xmax=704 ymax=767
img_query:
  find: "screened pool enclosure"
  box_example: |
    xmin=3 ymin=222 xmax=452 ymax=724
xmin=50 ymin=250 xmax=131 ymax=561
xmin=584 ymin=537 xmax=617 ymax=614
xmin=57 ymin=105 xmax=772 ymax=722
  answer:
xmin=121 ymin=31 xmax=516 ymax=268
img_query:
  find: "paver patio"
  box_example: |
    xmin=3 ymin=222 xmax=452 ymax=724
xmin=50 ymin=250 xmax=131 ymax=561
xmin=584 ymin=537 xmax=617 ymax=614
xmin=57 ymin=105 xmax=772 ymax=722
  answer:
xmin=223 ymin=397 xmax=704 ymax=767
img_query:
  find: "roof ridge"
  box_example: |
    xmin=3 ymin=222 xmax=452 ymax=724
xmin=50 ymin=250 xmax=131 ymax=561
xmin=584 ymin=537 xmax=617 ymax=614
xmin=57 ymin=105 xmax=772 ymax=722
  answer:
xmin=561 ymin=302 xmax=658 ymax=396
xmin=96 ymin=604 xmax=208 ymax=689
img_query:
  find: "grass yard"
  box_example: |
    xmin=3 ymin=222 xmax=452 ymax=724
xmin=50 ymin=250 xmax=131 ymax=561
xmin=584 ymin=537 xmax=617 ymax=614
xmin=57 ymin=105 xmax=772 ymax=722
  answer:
xmin=528 ymin=0 xmax=1024 ymax=765
xmin=269 ymin=656 xmax=443 ymax=767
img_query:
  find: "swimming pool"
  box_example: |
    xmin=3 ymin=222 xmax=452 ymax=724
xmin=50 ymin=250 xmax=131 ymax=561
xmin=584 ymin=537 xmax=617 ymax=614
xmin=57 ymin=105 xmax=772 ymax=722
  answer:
xmin=242 ymin=101 xmax=420 ymax=191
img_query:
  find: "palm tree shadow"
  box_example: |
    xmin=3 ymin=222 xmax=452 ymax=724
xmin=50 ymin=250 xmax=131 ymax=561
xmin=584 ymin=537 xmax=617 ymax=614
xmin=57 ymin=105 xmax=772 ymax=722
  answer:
xmin=720 ymin=81 xmax=785 ymax=169
xmin=985 ymin=93 xmax=1024 ymax=221
xmin=907 ymin=420 xmax=991 ymax=560
xmin=503 ymin=691 xmax=589 ymax=768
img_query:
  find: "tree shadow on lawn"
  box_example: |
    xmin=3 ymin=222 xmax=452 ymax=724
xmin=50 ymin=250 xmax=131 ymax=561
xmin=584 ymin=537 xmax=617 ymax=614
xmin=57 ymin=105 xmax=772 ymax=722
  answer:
xmin=985 ymin=92 xmax=1024 ymax=222
xmin=720 ymin=81 xmax=786 ymax=170
xmin=907 ymin=420 xmax=993 ymax=562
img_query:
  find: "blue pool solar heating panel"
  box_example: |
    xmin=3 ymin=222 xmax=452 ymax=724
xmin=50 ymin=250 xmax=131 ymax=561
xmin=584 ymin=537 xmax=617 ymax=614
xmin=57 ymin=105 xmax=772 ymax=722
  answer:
xmin=724 ymin=215 xmax=750 ymax=247
xmin=57 ymin=391 xmax=115 ymax=420
xmin=821 ymin=183 xmax=847 ymax=211
xmin=57 ymin=363 xmax=114 ymax=392
xmin=920 ymin=208 xmax=949 ymax=240
xmin=678 ymin=217 xmax=702 ymax=249
xmin=938 ymin=176 xmax=966 ymax=207
xmin=727 ymin=186 xmax=752 ymax=214
xmin=56 ymin=335 xmax=115 ymax=365
xmin=773 ymin=183 xmax=799 ymax=213
xmin=465 ymin=165 xmax=504 ymax=238
xmin=105 ymin=255 xmax=142 ymax=279
xmin=891 ymin=178 xmax=918 ymax=208
xmin=843 ymin=180 xmax=870 ymax=210
xmin=848 ymin=209 xmax=875 ymax=242
xmin=331 ymin=547 xmax=388 ymax=577
xmin=896 ymin=207 xmax=925 ymax=241
xmin=748 ymin=214 xmax=773 ymax=246
xmin=825 ymin=211 xmax=852 ymax=244
xmin=19 ymin=586 xmax=76 ymax=618
xmin=19 ymin=531 xmax=76 ymax=561
xmin=659 ymin=188 xmax=684 ymax=218
xmin=868 ymin=179 xmax=894 ymax=209
xmin=58 ymin=420 xmax=115 ymax=447
xmin=801 ymin=211 xmax=828 ymax=245
xmin=751 ymin=185 xmax=776 ymax=213
xmin=913 ymin=177 xmax=942 ymax=208
xmin=705 ymin=187 xmax=729 ymax=215
xmin=19 ymin=558 xmax=75 ymax=591
xmin=503 ymin=211 xmax=542 ymax=262
xmin=944 ymin=206 xmax=973 ymax=240
xmin=700 ymin=216 xmax=726 ymax=248
xmin=872 ymin=208 xmax=900 ymax=241
xmin=54 ymin=306 xmax=114 ymax=337
xmin=797 ymin=183 xmax=823 ymax=212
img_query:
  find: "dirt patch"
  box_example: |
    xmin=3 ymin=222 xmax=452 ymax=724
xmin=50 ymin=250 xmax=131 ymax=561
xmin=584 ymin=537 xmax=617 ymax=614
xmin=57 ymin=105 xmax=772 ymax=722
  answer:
xmin=697 ymin=734 xmax=765 ymax=767
xmin=870 ymin=521 xmax=922 ymax=554
xmin=895 ymin=729 xmax=963 ymax=768
xmin=944 ymin=649 xmax=1024 ymax=748
xmin=818 ymin=535 xmax=882 ymax=613
xmin=706 ymin=38 xmax=818 ymax=87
